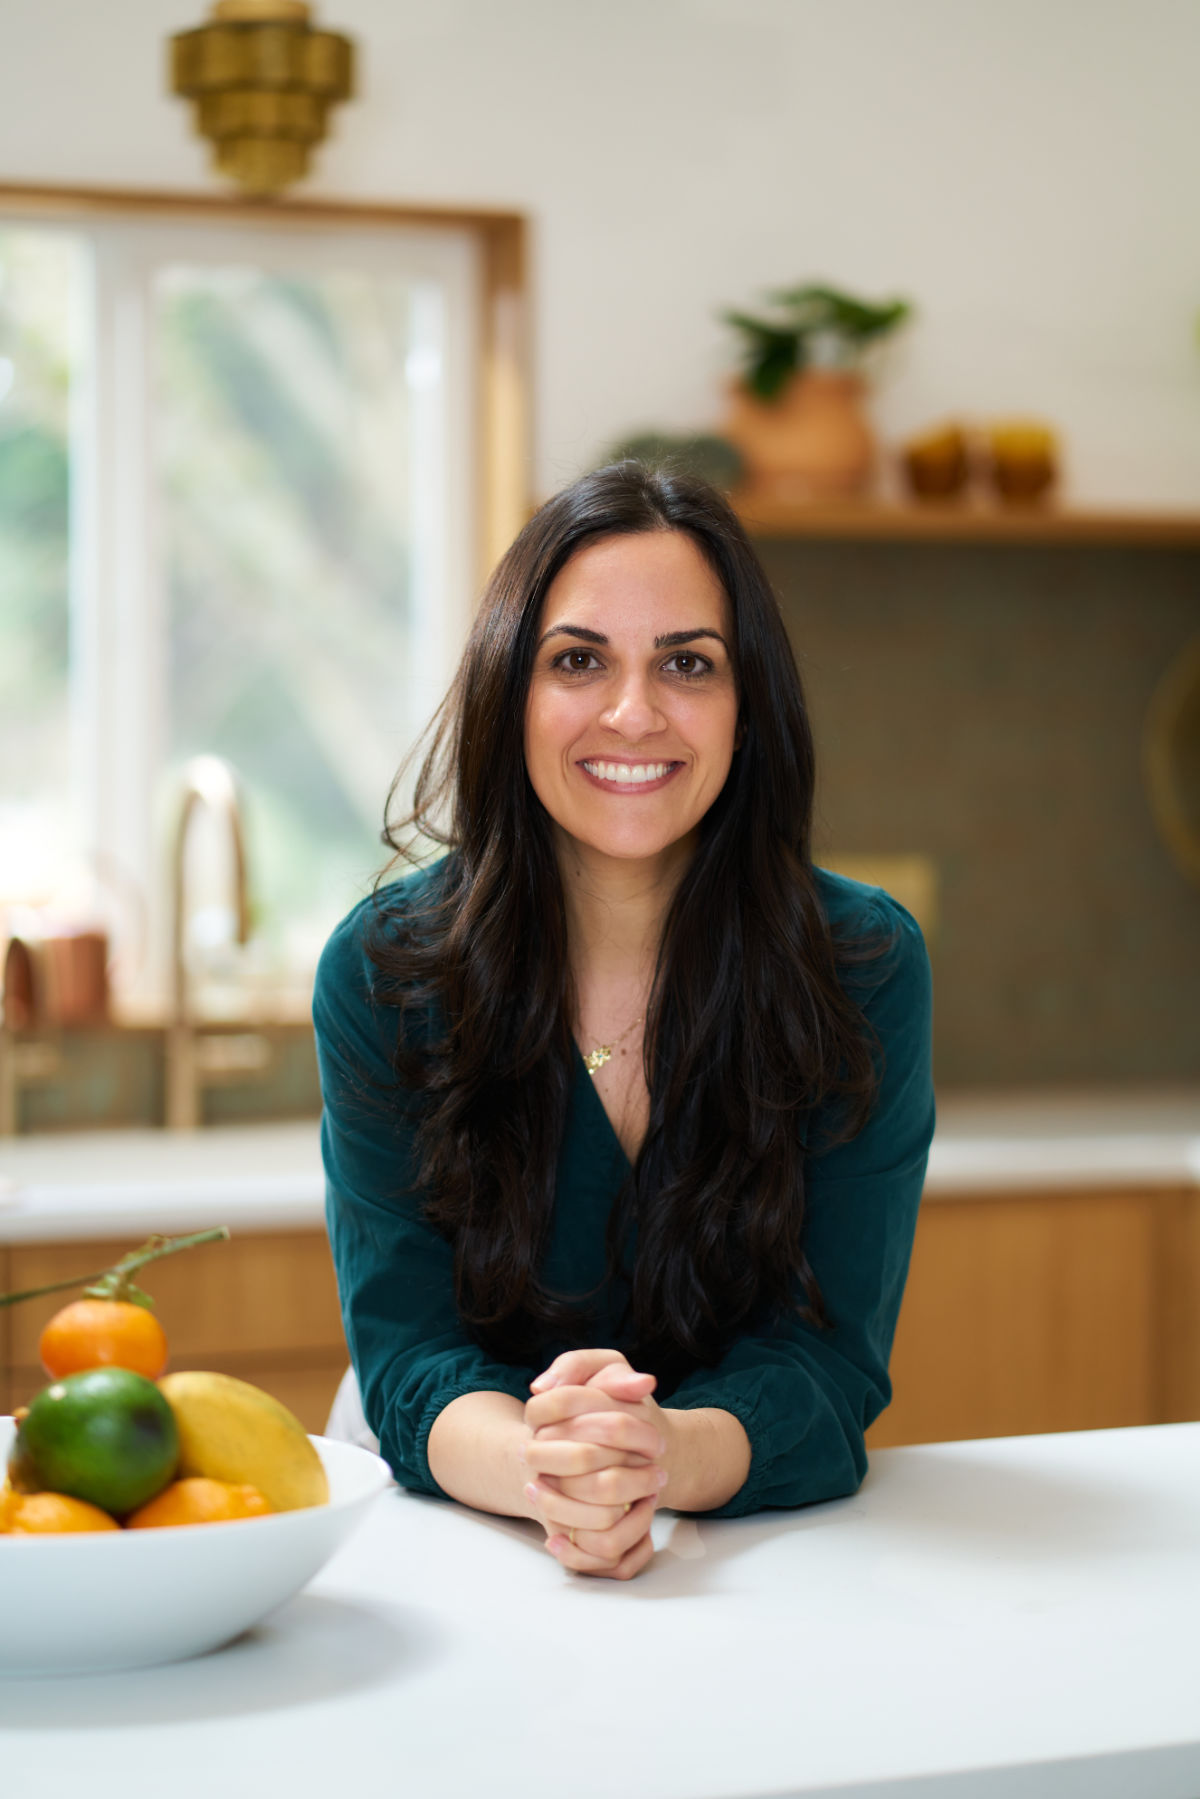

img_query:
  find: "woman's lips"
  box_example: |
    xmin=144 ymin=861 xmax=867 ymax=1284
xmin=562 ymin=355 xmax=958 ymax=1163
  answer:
xmin=578 ymin=758 xmax=682 ymax=793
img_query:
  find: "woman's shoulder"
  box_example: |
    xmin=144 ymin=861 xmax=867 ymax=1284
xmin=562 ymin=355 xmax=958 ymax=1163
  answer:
xmin=814 ymin=864 xmax=922 ymax=938
xmin=812 ymin=865 xmax=930 ymax=1014
xmin=314 ymin=857 xmax=454 ymax=1014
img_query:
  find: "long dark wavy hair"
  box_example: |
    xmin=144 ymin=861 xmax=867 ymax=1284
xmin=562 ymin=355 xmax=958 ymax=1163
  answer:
xmin=368 ymin=462 xmax=887 ymax=1378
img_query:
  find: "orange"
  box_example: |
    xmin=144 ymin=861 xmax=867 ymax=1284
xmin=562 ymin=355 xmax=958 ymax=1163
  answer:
xmin=40 ymin=1299 xmax=169 ymax=1382
xmin=1 ymin=1489 xmax=120 ymax=1534
xmin=124 ymin=1477 xmax=273 ymax=1529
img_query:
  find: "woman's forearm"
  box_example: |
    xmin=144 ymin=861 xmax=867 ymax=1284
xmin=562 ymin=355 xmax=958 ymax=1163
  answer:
xmin=426 ymin=1390 xmax=534 ymax=1518
xmin=661 ymin=1407 xmax=752 ymax=1512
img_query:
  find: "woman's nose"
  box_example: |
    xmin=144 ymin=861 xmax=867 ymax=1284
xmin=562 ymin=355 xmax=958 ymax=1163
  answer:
xmin=600 ymin=673 xmax=663 ymax=738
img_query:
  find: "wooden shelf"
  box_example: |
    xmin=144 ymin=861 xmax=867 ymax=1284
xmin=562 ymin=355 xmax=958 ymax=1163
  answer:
xmin=731 ymin=490 xmax=1200 ymax=547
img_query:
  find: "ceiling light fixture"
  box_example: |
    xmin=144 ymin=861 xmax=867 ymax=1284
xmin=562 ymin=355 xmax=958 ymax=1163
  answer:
xmin=170 ymin=0 xmax=356 ymax=197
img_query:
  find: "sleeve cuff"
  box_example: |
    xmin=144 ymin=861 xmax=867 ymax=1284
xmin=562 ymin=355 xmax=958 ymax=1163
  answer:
xmin=663 ymin=1387 xmax=765 ymax=1520
xmin=411 ymin=1371 xmax=536 ymax=1500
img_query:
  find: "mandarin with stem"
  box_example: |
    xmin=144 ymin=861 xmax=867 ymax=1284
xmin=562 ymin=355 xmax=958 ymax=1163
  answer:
xmin=39 ymin=1298 xmax=168 ymax=1382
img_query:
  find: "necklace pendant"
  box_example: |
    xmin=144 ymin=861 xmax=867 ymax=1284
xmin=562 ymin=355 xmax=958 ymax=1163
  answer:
xmin=584 ymin=1044 xmax=612 ymax=1076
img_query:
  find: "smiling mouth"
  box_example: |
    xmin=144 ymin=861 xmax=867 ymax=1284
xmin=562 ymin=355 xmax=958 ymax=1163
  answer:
xmin=579 ymin=759 xmax=681 ymax=790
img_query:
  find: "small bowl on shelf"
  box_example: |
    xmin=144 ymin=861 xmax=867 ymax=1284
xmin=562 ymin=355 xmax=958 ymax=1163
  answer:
xmin=985 ymin=420 xmax=1059 ymax=504
xmin=0 ymin=1420 xmax=393 ymax=1677
xmin=900 ymin=422 xmax=971 ymax=501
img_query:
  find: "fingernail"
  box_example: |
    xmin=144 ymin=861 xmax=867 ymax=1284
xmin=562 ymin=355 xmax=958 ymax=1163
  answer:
xmin=524 ymin=1482 xmax=539 ymax=1504
xmin=656 ymin=1469 xmax=669 ymax=1487
xmin=546 ymin=1535 xmax=567 ymax=1555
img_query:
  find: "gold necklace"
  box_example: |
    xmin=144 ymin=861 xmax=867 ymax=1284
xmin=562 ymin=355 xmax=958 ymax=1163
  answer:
xmin=583 ymin=1013 xmax=644 ymax=1077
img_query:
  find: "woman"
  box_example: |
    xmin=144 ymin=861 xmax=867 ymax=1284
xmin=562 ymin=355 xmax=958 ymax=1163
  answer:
xmin=314 ymin=462 xmax=934 ymax=1582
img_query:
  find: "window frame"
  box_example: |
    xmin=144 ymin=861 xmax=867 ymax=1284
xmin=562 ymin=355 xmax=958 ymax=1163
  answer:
xmin=0 ymin=184 xmax=531 ymax=1016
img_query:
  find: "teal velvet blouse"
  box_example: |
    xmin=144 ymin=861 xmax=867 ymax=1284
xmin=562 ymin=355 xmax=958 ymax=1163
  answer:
xmin=313 ymin=860 xmax=934 ymax=1519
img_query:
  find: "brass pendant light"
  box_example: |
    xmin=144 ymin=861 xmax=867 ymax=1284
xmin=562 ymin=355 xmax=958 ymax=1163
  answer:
xmin=170 ymin=0 xmax=355 ymax=197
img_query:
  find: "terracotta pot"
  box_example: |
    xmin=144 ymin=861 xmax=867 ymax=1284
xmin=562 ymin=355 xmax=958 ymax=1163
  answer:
xmin=722 ymin=369 xmax=877 ymax=501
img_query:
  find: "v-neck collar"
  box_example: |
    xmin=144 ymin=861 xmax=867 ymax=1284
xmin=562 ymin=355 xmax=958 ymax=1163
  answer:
xmin=571 ymin=1039 xmax=633 ymax=1176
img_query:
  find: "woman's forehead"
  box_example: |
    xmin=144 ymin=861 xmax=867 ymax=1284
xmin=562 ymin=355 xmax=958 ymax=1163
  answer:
xmin=540 ymin=531 xmax=729 ymax=634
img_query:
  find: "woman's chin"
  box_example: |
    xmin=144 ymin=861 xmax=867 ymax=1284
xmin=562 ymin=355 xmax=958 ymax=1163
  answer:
xmin=555 ymin=820 xmax=700 ymax=870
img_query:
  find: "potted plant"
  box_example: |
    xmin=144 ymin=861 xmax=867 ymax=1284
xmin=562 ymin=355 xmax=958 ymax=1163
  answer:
xmin=720 ymin=283 xmax=913 ymax=500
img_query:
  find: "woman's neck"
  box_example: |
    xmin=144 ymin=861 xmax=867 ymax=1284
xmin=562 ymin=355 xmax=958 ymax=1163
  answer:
xmin=555 ymin=830 xmax=696 ymax=990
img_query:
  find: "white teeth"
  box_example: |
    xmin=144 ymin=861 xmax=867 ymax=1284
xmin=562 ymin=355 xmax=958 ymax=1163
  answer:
xmin=583 ymin=760 xmax=671 ymax=783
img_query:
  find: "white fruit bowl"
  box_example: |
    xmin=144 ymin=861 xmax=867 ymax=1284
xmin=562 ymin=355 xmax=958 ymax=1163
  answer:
xmin=0 ymin=1418 xmax=393 ymax=1677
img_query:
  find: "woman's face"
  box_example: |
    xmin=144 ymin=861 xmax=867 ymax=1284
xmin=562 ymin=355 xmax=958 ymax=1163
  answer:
xmin=523 ymin=530 xmax=740 ymax=870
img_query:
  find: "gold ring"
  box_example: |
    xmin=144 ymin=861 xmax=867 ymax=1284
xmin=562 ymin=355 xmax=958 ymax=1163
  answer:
xmin=568 ymin=1527 xmax=576 ymax=1547
xmin=624 ymin=1502 xmax=631 ymax=1514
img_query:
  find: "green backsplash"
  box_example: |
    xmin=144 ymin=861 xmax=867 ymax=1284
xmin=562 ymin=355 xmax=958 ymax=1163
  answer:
xmin=10 ymin=1024 xmax=321 ymax=1133
xmin=760 ymin=536 xmax=1200 ymax=1087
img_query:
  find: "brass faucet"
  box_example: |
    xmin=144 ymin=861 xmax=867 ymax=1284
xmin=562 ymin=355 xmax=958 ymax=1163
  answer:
xmin=165 ymin=755 xmax=271 ymax=1129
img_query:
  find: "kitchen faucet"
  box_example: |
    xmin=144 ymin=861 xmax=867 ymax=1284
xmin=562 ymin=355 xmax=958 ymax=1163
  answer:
xmin=165 ymin=755 xmax=270 ymax=1129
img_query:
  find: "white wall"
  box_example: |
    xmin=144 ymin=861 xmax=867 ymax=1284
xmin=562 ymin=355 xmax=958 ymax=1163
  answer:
xmin=3 ymin=0 xmax=1199 ymax=506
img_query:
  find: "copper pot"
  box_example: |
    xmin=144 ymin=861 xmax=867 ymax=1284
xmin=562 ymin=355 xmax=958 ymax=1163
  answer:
xmin=3 ymin=929 xmax=110 ymax=1030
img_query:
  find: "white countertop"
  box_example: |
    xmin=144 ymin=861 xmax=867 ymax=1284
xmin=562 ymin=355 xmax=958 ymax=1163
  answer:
xmin=927 ymin=1085 xmax=1200 ymax=1192
xmin=0 ymin=1121 xmax=324 ymax=1241
xmin=3 ymin=1421 xmax=1199 ymax=1797
xmin=0 ymin=1089 xmax=1198 ymax=1243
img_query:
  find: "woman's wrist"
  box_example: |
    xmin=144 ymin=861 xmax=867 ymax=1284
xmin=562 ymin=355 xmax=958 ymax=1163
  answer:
xmin=426 ymin=1390 xmax=535 ymax=1519
xmin=660 ymin=1406 xmax=752 ymax=1512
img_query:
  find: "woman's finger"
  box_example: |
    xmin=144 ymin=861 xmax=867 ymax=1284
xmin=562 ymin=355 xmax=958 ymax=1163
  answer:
xmin=532 ymin=1408 xmax=663 ymax=1462
xmin=525 ymin=1382 xmax=656 ymax=1435
xmin=529 ymin=1348 xmax=629 ymax=1393
xmin=545 ymin=1495 xmax=659 ymax=1571
xmin=524 ymin=1476 xmax=635 ymax=1535
xmin=523 ymin=1438 xmax=654 ymax=1478
xmin=548 ymin=1527 xmax=656 ymax=1581
xmin=585 ymin=1364 xmax=656 ymax=1401
xmin=553 ymin=1463 xmax=669 ymax=1508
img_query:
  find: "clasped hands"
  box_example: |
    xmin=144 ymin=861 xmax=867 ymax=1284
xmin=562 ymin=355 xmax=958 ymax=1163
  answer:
xmin=521 ymin=1348 xmax=668 ymax=1581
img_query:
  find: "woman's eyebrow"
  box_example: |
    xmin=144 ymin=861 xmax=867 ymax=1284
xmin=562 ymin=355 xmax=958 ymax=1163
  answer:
xmin=537 ymin=623 xmax=607 ymax=647
xmin=536 ymin=624 xmax=729 ymax=650
xmin=654 ymin=629 xmax=728 ymax=651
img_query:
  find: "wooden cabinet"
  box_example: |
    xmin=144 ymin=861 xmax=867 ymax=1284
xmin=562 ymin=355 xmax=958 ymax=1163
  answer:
xmin=0 ymin=1231 xmax=348 ymax=1433
xmin=866 ymin=1185 xmax=1200 ymax=1449
xmin=4 ymin=1185 xmax=1198 ymax=1448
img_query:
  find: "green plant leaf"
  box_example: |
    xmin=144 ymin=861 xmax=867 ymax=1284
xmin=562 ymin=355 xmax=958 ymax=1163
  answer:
xmin=721 ymin=310 xmax=804 ymax=401
xmin=768 ymin=284 xmax=912 ymax=343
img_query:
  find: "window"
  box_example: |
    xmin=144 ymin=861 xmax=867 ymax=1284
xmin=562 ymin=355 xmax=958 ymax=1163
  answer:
xmin=0 ymin=194 xmax=526 ymax=1018
xmin=0 ymin=227 xmax=80 ymax=917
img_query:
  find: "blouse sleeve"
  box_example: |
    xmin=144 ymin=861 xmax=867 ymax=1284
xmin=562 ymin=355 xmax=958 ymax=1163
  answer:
xmin=662 ymin=891 xmax=935 ymax=1518
xmin=313 ymin=897 xmax=536 ymax=1497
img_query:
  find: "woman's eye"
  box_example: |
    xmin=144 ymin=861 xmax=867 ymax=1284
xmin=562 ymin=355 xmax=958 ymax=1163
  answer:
xmin=553 ymin=648 xmax=602 ymax=674
xmin=663 ymin=651 xmax=711 ymax=679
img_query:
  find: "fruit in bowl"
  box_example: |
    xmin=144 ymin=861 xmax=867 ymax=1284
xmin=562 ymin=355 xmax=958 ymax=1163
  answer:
xmin=0 ymin=1417 xmax=392 ymax=1675
xmin=7 ymin=1366 xmax=181 ymax=1517
xmin=0 ymin=1226 xmax=392 ymax=1672
xmin=160 ymin=1370 xmax=329 ymax=1512
xmin=3 ymin=1231 xmax=330 ymax=1530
